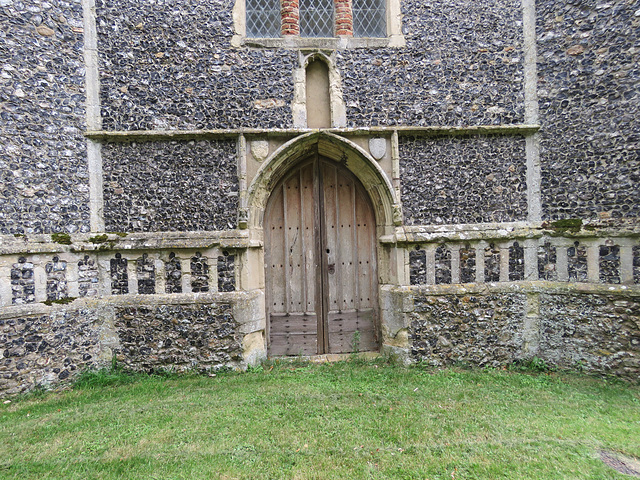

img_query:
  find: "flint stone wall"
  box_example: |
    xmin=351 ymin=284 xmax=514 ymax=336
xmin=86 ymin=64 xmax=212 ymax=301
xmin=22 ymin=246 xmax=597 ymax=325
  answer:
xmin=103 ymin=140 xmax=238 ymax=232
xmin=114 ymin=303 xmax=242 ymax=372
xmin=95 ymin=0 xmax=523 ymax=130
xmin=96 ymin=0 xmax=296 ymax=130
xmin=539 ymin=293 xmax=640 ymax=378
xmin=400 ymin=135 xmax=527 ymax=225
xmin=409 ymin=293 xmax=527 ymax=367
xmin=339 ymin=0 xmax=524 ymax=127
xmin=0 ymin=0 xmax=89 ymax=234
xmin=0 ymin=309 xmax=101 ymax=395
xmin=537 ymin=0 xmax=640 ymax=220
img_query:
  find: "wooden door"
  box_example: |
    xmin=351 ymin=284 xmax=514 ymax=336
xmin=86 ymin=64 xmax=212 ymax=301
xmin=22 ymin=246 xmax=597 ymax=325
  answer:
xmin=265 ymin=156 xmax=379 ymax=356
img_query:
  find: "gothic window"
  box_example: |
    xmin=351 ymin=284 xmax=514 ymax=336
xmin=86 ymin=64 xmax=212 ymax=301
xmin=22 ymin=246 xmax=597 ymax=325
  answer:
xmin=246 ymin=0 xmax=281 ymax=37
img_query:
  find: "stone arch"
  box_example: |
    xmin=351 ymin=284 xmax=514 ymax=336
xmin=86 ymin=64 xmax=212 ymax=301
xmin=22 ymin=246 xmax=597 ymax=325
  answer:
xmin=246 ymin=132 xmax=398 ymax=231
xmin=293 ymin=53 xmax=347 ymax=128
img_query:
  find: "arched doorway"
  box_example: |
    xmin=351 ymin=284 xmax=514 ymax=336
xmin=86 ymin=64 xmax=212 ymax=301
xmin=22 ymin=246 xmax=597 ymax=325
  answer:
xmin=264 ymin=154 xmax=379 ymax=356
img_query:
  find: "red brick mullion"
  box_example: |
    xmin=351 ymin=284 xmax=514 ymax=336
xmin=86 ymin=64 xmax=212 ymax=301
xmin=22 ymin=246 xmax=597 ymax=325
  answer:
xmin=335 ymin=0 xmax=353 ymax=36
xmin=281 ymin=0 xmax=300 ymax=36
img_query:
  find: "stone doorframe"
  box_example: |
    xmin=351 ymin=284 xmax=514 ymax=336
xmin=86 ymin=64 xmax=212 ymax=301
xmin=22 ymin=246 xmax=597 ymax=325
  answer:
xmin=243 ymin=131 xmax=407 ymax=357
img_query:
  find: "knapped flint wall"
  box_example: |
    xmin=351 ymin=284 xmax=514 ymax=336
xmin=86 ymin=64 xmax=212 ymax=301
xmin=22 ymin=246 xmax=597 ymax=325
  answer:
xmin=114 ymin=303 xmax=242 ymax=372
xmin=0 ymin=310 xmax=101 ymax=395
xmin=410 ymin=293 xmax=527 ymax=367
xmin=338 ymin=0 xmax=525 ymax=127
xmin=0 ymin=0 xmax=89 ymax=234
xmin=537 ymin=0 xmax=640 ymax=220
xmin=400 ymin=135 xmax=527 ymax=225
xmin=102 ymin=140 xmax=238 ymax=232
xmin=539 ymin=293 xmax=640 ymax=377
xmin=95 ymin=0 xmax=524 ymax=130
xmin=96 ymin=0 xmax=296 ymax=130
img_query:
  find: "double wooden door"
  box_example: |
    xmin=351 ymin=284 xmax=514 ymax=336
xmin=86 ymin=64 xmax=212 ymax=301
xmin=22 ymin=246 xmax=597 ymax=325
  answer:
xmin=265 ymin=156 xmax=379 ymax=355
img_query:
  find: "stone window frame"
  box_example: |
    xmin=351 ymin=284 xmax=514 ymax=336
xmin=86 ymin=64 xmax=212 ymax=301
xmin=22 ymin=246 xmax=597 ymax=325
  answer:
xmin=232 ymin=0 xmax=405 ymax=49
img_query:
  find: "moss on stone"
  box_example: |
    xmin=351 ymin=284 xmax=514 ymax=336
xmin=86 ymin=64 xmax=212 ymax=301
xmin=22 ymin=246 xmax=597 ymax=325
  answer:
xmin=550 ymin=219 xmax=583 ymax=229
xmin=43 ymin=297 xmax=76 ymax=306
xmin=89 ymin=234 xmax=109 ymax=243
xmin=51 ymin=233 xmax=72 ymax=245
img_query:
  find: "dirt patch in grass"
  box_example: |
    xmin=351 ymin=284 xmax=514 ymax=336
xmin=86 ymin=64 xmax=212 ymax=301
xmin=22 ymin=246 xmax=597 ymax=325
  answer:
xmin=601 ymin=450 xmax=640 ymax=477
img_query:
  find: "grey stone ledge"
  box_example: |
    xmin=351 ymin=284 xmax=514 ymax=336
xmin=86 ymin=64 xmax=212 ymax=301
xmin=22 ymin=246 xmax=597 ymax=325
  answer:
xmin=392 ymin=281 xmax=640 ymax=297
xmin=85 ymin=125 xmax=540 ymax=143
xmin=382 ymin=221 xmax=640 ymax=245
xmin=239 ymin=36 xmax=400 ymax=50
xmin=0 ymin=231 xmax=252 ymax=256
xmin=0 ymin=290 xmax=262 ymax=321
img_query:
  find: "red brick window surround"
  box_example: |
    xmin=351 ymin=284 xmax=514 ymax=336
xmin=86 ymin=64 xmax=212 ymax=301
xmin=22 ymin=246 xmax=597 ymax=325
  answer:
xmin=247 ymin=0 xmax=386 ymax=38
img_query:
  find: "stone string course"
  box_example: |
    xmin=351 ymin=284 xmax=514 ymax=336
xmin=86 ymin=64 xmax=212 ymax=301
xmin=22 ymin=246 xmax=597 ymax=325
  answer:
xmin=537 ymin=0 xmax=640 ymax=220
xmin=338 ymin=0 xmax=525 ymax=127
xmin=103 ymin=140 xmax=238 ymax=232
xmin=0 ymin=0 xmax=89 ymax=234
xmin=400 ymin=136 xmax=527 ymax=225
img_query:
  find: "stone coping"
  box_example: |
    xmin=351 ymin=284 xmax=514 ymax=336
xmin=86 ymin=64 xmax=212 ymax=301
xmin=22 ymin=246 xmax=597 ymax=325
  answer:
xmin=85 ymin=124 xmax=540 ymax=142
xmin=381 ymin=222 xmax=640 ymax=244
xmin=0 ymin=231 xmax=256 ymax=255
xmin=0 ymin=289 xmax=263 ymax=321
xmin=2 ymin=220 xmax=638 ymax=255
xmin=383 ymin=282 xmax=640 ymax=297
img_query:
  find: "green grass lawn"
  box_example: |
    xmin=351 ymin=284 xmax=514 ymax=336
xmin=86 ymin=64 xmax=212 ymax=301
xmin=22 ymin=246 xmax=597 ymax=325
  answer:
xmin=1 ymin=360 xmax=639 ymax=479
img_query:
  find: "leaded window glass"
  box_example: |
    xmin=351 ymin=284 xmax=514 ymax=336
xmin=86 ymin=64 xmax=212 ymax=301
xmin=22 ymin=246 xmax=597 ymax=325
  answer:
xmin=353 ymin=0 xmax=386 ymax=37
xmin=246 ymin=0 xmax=281 ymax=38
xmin=300 ymin=0 xmax=335 ymax=37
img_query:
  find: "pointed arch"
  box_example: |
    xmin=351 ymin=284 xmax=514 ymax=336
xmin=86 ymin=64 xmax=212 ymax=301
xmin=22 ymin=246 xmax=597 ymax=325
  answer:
xmin=246 ymin=132 xmax=398 ymax=231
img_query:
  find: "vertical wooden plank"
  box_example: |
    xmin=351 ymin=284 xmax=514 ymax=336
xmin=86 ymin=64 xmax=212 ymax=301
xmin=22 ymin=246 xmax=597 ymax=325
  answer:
xmin=299 ymin=168 xmax=307 ymax=312
xmin=351 ymin=179 xmax=360 ymax=312
xmin=337 ymin=170 xmax=356 ymax=312
xmin=315 ymin=157 xmax=329 ymax=354
xmin=285 ymin=173 xmax=304 ymax=312
xmin=322 ymin=162 xmax=339 ymax=317
xmin=301 ymin=162 xmax=316 ymax=314
xmin=266 ymin=186 xmax=286 ymax=316
xmin=282 ymin=183 xmax=291 ymax=312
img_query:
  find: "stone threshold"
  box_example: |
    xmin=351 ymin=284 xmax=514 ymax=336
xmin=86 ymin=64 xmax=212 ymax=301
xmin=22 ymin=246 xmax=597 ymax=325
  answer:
xmin=271 ymin=351 xmax=381 ymax=363
xmin=85 ymin=124 xmax=540 ymax=142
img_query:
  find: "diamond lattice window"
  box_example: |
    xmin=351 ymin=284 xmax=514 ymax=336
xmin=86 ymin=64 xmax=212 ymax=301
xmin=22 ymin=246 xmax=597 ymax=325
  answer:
xmin=300 ymin=0 xmax=335 ymax=37
xmin=353 ymin=0 xmax=386 ymax=37
xmin=246 ymin=0 xmax=281 ymax=37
